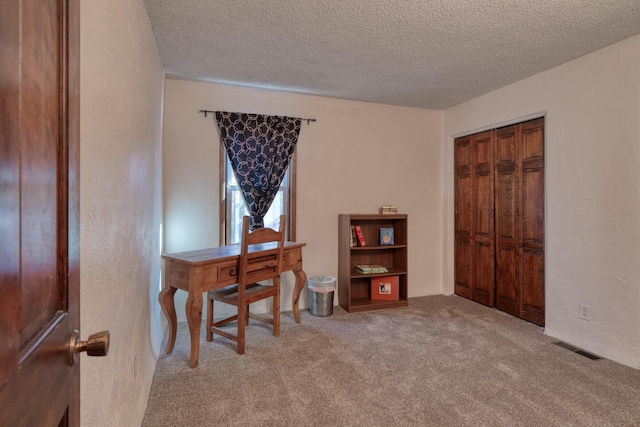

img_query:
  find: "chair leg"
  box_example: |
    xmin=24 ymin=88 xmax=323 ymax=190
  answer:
xmin=206 ymin=295 xmax=213 ymax=342
xmin=245 ymin=304 xmax=250 ymax=326
xmin=237 ymin=303 xmax=246 ymax=355
xmin=273 ymin=280 xmax=280 ymax=337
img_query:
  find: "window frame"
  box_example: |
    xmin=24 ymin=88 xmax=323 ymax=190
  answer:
xmin=219 ymin=144 xmax=296 ymax=245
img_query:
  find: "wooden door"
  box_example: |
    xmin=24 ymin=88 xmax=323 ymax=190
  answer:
xmin=1 ymin=1 xmax=82 ymax=425
xmin=494 ymin=118 xmax=545 ymax=325
xmin=454 ymin=131 xmax=495 ymax=306
xmin=455 ymin=118 xmax=544 ymax=326
xmin=454 ymin=135 xmax=474 ymax=300
xmin=495 ymin=125 xmax=521 ymax=317
xmin=519 ymin=119 xmax=545 ymax=325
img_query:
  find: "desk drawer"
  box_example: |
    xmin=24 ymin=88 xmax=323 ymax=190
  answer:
xmin=283 ymin=249 xmax=302 ymax=269
xmin=217 ymin=250 xmax=301 ymax=280
xmin=217 ymin=261 xmax=239 ymax=282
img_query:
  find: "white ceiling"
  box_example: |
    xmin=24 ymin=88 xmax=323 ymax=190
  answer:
xmin=143 ymin=0 xmax=640 ymax=110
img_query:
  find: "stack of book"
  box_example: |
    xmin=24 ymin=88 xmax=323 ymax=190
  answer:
xmin=354 ymin=264 xmax=388 ymax=274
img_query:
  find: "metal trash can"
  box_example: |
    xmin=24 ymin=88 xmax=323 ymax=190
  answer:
xmin=308 ymin=276 xmax=336 ymax=317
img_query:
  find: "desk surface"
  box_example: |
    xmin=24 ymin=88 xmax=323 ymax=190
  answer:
xmin=162 ymin=241 xmax=305 ymax=266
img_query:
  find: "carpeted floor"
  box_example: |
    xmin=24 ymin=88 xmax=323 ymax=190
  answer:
xmin=142 ymin=295 xmax=640 ymax=426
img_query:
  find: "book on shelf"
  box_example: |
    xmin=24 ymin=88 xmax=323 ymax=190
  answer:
xmin=354 ymin=225 xmax=366 ymax=246
xmin=379 ymin=227 xmax=394 ymax=245
xmin=350 ymin=225 xmax=357 ymax=247
xmin=354 ymin=264 xmax=388 ymax=274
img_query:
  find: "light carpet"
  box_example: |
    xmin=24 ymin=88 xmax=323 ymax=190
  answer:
xmin=142 ymin=295 xmax=640 ymax=426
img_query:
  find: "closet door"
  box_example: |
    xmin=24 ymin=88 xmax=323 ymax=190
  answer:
xmin=454 ymin=136 xmax=474 ymax=300
xmin=519 ymin=119 xmax=545 ymax=325
xmin=495 ymin=125 xmax=521 ymax=317
xmin=495 ymin=118 xmax=545 ymax=325
xmin=454 ymin=131 xmax=495 ymax=306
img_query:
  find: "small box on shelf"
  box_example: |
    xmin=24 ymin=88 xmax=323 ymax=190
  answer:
xmin=380 ymin=205 xmax=397 ymax=215
xmin=371 ymin=276 xmax=399 ymax=301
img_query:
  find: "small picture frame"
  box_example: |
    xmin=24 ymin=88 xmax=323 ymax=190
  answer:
xmin=378 ymin=283 xmax=392 ymax=295
xmin=379 ymin=227 xmax=394 ymax=245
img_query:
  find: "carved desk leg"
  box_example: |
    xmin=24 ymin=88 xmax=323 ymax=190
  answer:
xmin=159 ymin=286 xmax=178 ymax=354
xmin=185 ymin=291 xmax=203 ymax=368
xmin=292 ymin=267 xmax=307 ymax=323
xmin=186 ymin=267 xmax=204 ymax=368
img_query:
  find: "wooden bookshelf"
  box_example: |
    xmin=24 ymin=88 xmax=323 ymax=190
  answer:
xmin=338 ymin=214 xmax=408 ymax=313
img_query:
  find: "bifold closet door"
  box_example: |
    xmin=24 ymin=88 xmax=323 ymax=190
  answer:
xmin=495 ymin=119 xmax=545 ymax=325
xmin=455 ymin=118 xmax=545 ymax=326
xmin=454 ymin=130 xmax=495 ymax=307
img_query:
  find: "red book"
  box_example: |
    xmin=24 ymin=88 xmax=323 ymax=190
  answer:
xmin=354 ymin=225 xmax=366 ymax=246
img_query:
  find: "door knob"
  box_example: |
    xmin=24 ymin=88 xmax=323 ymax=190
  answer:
xmin=68 ymin=329 xmax=110 ymax=366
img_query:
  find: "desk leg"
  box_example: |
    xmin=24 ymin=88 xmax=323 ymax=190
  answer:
xmin=159 ymin=286 xmax=178 ymax=354
xmin=185 ymin=292 xmax=203 ymax=368
xmin=292 ymin=268 xmax=307 ymax=323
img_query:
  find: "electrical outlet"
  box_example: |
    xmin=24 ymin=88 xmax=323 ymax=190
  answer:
xmin=579 ymin=304 xmax=591 ymax=321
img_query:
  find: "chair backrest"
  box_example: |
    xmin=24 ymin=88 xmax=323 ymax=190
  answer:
xmin=238 ymin=215 xmax=286 ymax=287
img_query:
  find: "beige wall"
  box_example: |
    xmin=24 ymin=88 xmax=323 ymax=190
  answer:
xmin=80 ymin=1 xmax=165 ymax=426
xmin=163 ymin=79 xmax=444 ymax=320
xmin=443 ymin=34 xmax=640 ymax=368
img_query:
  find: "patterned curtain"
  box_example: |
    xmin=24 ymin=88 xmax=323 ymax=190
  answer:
xmin=215 ymin=111 xmax=301 ymax=230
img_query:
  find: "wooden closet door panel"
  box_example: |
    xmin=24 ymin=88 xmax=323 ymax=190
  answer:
xmin=521 ymin=119 xmax=545 ymax=249
xmin=455 ymin=174 xmax=472 ymax=236
xmin=474 ymin=132 xmax=494 ymax=239
xmin=520 ymin=119 xmax=545 ymax=325
xmin=454 ymin=172 xmax=473 ymax=299
xmin=496 ymin=246 xmax=518 ymax=315
xmin=521 ymin=118 xmax=544 ymax=161
xmin=494 ymin=126 xmax=520 ymax=316
xmin=454 ymin=137 xmax=474 ymax=299
xmin=473 ymin=241 xmax=494 ymax=305
xmin=522 ymin=167 xmax=544 ymax=247
xmin=455 ymin=238 xmax=473 ymax=299
xmin=472 ymin=131 xmax=495 ymax=306
xmin=455 ymin=136 xmax=472 ymax=170
xmin=522 ymin=249 xmax=545 ymax=325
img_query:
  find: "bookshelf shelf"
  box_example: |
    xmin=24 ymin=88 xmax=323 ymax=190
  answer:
xmin=338 ymin=214 xmax=408 ymax=313
xmin=350 ymin=245 xmax=407 ymax=251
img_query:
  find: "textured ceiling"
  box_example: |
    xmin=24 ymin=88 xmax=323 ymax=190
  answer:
xmin=143 ymin=0 xmax=640 ymax=110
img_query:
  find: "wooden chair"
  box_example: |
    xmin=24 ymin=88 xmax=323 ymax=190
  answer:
xmin=206 ymin=215 xmax=286 ymax=354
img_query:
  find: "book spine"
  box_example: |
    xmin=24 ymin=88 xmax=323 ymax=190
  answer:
xmin=354 ymin=225 xmax=366 ymax=246
xmin=350 ymin=225 xmax=357 ymax=247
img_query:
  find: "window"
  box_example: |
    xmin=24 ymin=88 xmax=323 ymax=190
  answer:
xmin=220 ymin=147 xmax=296 ymax=245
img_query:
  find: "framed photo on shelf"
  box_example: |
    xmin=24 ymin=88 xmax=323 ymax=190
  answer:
xmin=379 ymin=227 xmax=394 ymax=245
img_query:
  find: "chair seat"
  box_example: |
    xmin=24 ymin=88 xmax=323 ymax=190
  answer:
xmin=209 ymin=282 xmax=276 ymax=303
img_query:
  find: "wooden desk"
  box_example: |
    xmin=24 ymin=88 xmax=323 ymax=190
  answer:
xmin=159 ymin=242 xmax=307 ymax=367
